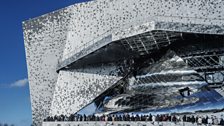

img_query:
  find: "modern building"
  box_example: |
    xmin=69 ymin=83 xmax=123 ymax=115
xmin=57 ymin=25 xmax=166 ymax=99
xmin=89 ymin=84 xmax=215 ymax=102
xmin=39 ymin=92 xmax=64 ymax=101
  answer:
xmin=23 ymin=0 xmax=224 ymax=125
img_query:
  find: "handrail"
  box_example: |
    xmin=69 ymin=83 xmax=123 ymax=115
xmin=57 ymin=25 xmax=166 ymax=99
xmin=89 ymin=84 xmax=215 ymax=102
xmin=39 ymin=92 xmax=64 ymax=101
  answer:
xmin=58 ymin=15 xmax=224 ymax=68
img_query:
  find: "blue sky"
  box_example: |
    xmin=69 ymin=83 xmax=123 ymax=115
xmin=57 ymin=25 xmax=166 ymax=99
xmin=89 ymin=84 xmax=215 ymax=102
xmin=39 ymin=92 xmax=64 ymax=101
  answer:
xmin=0 ymin=0 xmax=88 ymax=126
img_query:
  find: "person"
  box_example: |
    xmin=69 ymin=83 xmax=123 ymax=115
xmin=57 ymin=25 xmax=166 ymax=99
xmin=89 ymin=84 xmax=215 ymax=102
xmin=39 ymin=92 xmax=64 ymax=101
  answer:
xmin=131 ymin=113 xmax=135 ymax=121
xmin=136 ymin=114 xmax=140 ymax=121
xmin=63 ymin=115 xmax=68 ymax=121
xmin=197 ymin=116 xmax=202 ymax=125
xmin=79 ymin=115 xmax=83 ymax=121
xmin=214 ymin=116 xmax=219 ymax=125
xmin=186 ymin=116 xmax=191 ymax=122
xmin=208 ymin=117 xmax=213 ymax=125
xmin=102 ymin=115 xmax=105 ymax=121
xmin=115 ymin=115 xmax=119 ymax=121
xmin=202 ymin=116 xmax=206 ymax=124
xmin=156 ymin=115 xmax=160 ymax=122
xmin=54 ymin=115 xmax=58 ymax=121
xmin=83 ymin=114 xmax=86 ymax=121
xmin=205 ymin=116 xmax=208 ymax=124
xmin=69 ymin=114 xmax=74 ymax=121
xmin=196 ymin=116 xmax=198 ymax=124
xmin=108 ymin=115 xmax=112 ymax=121
xmin=172 ymin=115 xmax=177 ymax=124
xmin=149 ymin=114 xmax=152 ymax=121
xmin=220 ymin=118 xmax=224 ymax=125
xmin=176 ymin=115 xmax=180 ymax=122
xmin=168 ymin=115 xmax=172 ymax=122
xmin=192 ymin=115 xmax=196 ymax=124
xmin=118 ymin=115 xmax=122 ymax=121
xmin=152 ymin=115 xmax=156 ymax=125
xmin=182 ymin=115 xmax=186 ymax=122
xmin=127 ymin=113 xmax=130 ymax=121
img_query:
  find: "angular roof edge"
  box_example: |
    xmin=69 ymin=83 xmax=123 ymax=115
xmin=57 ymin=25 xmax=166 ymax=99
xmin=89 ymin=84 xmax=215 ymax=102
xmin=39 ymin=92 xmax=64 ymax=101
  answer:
xmin=22 ymin=0 xmax=94 ymax=24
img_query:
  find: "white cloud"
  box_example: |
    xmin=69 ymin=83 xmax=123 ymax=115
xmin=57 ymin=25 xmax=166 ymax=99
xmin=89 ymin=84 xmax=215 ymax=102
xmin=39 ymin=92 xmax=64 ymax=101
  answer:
xmin=10 ymin=78 xmax=29 ymax=87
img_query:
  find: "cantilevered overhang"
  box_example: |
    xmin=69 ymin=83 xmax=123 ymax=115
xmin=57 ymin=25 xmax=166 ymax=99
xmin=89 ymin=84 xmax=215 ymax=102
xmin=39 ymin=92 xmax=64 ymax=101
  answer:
xmin=58 ymin=41 xmax=135 ymax=71
xmin=56 ymin=20 xmax=224 ymax=72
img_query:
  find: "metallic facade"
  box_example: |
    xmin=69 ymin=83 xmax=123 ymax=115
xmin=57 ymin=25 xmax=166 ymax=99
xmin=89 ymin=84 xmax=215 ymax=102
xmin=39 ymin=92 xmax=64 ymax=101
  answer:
xmin=23 ymin=0 xmax=224 ymax=125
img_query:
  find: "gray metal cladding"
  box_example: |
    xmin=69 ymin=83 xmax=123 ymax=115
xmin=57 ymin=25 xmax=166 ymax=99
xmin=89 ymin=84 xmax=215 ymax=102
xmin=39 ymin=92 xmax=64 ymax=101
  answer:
xmin=23 ymin=0 xmax=224 ymax=125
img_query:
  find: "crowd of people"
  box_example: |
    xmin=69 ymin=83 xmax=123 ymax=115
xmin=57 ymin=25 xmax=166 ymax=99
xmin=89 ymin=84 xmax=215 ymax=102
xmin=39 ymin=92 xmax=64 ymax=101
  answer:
xmin=0 ymin=124 xmax=14 ymax=126
xmin=44 ymin=113 xmax=224 ymax=125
